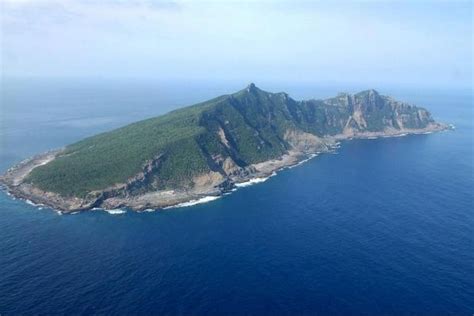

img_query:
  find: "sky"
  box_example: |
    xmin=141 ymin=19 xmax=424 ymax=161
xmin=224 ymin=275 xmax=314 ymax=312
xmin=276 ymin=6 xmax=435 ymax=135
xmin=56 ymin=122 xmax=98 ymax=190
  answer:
xmin=0 ymin=0 xmax=472 ymax=88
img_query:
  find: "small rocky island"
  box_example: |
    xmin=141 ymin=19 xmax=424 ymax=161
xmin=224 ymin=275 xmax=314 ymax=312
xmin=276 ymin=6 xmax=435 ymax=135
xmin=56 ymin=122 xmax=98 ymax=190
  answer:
xmin=0 ymin=84 xmax=447 ymax=213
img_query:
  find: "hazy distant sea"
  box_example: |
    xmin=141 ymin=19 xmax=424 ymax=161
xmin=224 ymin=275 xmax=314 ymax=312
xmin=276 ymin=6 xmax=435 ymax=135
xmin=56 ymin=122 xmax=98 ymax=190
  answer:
xmin=0 ymin=79 xmax=473 ymax=314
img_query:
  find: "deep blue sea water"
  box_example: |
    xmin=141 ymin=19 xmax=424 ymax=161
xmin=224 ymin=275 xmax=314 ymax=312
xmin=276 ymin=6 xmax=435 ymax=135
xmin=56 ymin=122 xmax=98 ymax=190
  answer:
xmin=0 ymin=79 xmax=473 ymax=315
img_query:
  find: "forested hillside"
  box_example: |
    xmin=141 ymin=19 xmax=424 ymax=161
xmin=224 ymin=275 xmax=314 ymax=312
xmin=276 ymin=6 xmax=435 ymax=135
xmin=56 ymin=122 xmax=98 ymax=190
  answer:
xmin=26 ymin=84 xmax=435 ymax=197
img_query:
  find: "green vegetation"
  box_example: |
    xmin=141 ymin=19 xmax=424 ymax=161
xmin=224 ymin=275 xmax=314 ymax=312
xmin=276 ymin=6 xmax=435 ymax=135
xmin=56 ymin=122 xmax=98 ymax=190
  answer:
xmin=27 ymin=84 xmax=433 ymax=197
xmin=28 ymin=105 xmax=209 ymax=196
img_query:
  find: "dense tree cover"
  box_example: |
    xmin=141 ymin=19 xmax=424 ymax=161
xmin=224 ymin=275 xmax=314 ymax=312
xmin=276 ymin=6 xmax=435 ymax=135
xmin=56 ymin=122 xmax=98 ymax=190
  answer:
xmin=27 ymin=85 xmax=433 ymax=197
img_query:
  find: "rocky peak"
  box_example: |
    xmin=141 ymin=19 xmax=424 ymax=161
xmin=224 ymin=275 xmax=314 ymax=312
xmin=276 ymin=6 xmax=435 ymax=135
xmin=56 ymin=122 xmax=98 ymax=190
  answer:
xmin=246 ymin=82 xmax=258 ymax=93
xmin=354 ymin=89 xmax=383 ymax=109
xmin=356 ymin=89 xmax=380 ymax=98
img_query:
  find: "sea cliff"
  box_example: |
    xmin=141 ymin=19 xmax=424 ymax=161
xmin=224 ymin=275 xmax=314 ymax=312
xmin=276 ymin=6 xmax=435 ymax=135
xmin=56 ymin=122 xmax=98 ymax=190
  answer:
xmin=0 ymin=85 xmax=448 ymax=213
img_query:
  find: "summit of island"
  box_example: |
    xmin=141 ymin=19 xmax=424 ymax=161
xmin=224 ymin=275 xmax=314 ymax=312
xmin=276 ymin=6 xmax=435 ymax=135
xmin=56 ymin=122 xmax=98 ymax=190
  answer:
xmin=0 ymin=84 xmax=447 ymax=212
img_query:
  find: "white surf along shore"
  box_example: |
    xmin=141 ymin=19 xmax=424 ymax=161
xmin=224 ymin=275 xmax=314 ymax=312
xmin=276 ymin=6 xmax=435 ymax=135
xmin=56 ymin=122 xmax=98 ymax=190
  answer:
xmin=0 ymin=123 xmax=450 ymax=214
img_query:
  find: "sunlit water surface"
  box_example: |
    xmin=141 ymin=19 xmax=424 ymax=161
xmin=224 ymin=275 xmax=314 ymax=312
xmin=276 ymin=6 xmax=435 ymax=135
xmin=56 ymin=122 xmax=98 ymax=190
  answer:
xmin=0 ymin=80 xmax=472 ymax=314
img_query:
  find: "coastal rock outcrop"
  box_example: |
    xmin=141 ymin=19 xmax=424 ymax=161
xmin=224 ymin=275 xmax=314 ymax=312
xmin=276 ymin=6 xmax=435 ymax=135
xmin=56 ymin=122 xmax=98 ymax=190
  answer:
xmin=0 ymin=84 xmax=447 ymax=212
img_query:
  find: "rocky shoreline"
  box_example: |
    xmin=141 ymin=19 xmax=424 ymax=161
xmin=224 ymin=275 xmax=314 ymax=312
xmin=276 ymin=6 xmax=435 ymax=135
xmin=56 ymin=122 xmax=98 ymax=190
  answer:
xmin=0 ymin=123 xmax=449 ymax=214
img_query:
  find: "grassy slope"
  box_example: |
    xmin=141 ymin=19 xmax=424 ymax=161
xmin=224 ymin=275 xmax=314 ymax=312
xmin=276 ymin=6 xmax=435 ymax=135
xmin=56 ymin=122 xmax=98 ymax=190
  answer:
xmin=26 ymin=86 xmax=433 ymax=197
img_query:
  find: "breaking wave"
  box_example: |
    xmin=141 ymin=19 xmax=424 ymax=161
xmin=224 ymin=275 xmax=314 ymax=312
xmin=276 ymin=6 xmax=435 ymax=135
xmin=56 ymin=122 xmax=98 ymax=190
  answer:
xmin=104 ymin=209 xmax=127 ymax=215
xmin=288 ymin=153 xmax=318 ymax=169
xmin=235 ymin=172 xmax=276 ymax=188
xmin=165 ymin=196 xmax=221 ymax=209
xmin=141 ymin=208 xmax=156 ymax=213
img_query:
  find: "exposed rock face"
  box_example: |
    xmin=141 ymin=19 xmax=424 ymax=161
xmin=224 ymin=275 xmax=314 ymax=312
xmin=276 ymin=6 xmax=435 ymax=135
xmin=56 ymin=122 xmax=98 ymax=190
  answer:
xmin=221 ymin=157 xmax=241 ymax=176
xmin=323 ymin=89 xmax=435 ymax=135
xmin=0 ymin=85 xmax=448 ymax=213
xmin=284 ymin=129 xmax=325 ymax=152
xmin=217 ymin=127 xmax=231 ymax=149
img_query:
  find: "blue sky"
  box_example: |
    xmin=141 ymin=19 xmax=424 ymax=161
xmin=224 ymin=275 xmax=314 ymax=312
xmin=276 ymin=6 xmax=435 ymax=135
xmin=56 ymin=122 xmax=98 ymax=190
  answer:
xmin=1 ymin=0 xmax=472 ymax=88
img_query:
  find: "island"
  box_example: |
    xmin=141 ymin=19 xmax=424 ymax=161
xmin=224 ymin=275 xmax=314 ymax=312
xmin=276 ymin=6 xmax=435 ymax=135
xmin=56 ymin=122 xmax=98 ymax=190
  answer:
xmin=0 ymin=84 xmax=447 ymax=213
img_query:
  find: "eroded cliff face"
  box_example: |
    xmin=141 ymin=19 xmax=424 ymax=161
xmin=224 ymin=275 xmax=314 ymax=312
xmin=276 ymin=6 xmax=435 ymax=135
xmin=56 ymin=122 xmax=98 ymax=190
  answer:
xmin=0 ymin=85 xmax=447 ymax=212
xmin=322 ymin=89 xmax=435 ymax=135
xmin=284 ymin=129 xmax=325 ymax=152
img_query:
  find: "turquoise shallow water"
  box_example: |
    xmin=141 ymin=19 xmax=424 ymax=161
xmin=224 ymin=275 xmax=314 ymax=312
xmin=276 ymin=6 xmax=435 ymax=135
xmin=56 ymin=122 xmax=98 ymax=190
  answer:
xmin=0 ymin=80 xmax=473 ymax=314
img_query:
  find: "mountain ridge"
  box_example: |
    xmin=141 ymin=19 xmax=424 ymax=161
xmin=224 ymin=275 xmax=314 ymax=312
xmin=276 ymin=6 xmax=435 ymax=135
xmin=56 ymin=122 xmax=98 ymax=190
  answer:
xmin=0 ymin=84 xmax=447 ymax=212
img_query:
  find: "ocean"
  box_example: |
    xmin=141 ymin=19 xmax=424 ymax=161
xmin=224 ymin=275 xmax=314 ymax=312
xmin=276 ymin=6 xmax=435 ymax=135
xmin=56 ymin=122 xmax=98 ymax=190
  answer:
xmin=0 ymin=79 xmax=473 ymax=314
